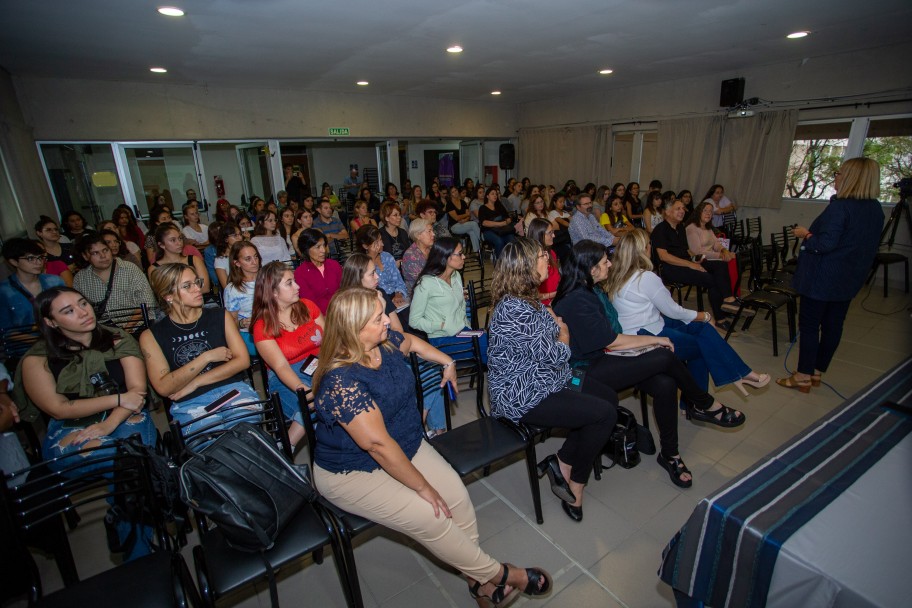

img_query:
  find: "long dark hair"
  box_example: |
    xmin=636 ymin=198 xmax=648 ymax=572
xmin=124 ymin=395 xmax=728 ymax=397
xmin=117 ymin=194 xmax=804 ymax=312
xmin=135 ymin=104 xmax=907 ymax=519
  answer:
xmin=34 ymin=286 xmax=115 ymax=359
xmin=296 ymin=229 xmax=326 ymax=262
xmin=216 ymin=220 xmax=240 ymax=256
xmin=413 ymin=236 xmax=459 ymax=295
xmin=340 ymin=253 xmax=373 ymax=290
xmin=690 ymin=201 xmax=715 ymax=229
xmin=250 ymin=261 xmax=311 ymax=339
xmin=552 ymin=240 xmax=607 ymax=306
xmin=526 ymin=218 xmax=557 ymax=269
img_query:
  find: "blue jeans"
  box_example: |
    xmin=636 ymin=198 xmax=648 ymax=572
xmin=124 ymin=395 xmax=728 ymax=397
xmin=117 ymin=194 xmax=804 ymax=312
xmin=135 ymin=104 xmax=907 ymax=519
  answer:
xmin=268 ymin=367 xmax=311 ymax=427
xmin=481 ymin=230 xmax=515 ymax=258
xmin=450 ymin=220 xmax=481 ymax=252
xmin=169 ymin=382 xmax=262 ymax=438
xmin=639 ymin=317 xmax=750 ymax=405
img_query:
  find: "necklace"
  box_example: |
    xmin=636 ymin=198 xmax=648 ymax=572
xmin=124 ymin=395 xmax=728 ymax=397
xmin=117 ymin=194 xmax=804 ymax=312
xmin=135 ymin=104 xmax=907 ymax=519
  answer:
xmin=170 ymin=311 xmax=202 ymax=330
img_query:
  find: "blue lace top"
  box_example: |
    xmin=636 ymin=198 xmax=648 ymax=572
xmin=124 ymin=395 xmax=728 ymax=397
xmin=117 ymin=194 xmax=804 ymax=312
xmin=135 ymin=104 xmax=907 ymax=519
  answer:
xmin=313 ymin=331 xmax=424 ymax=473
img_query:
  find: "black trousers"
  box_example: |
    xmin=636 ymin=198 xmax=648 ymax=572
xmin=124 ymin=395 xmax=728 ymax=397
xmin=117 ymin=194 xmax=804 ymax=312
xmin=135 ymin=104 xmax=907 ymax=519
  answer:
xmin=661 ymin=260 xmax=732 ymax=318
xmin=797 ymin=296 xmax=851 ymax=375
xmin=583 ymin=348 xmax=714 ymax=457
xmin=520 ymin=377 xmax=617 ymax=485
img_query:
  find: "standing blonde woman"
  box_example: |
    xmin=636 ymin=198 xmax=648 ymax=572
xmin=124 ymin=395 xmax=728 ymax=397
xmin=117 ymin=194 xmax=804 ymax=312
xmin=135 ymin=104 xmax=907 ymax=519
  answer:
xmin=312 ymin=287 xmax=552 ymax=606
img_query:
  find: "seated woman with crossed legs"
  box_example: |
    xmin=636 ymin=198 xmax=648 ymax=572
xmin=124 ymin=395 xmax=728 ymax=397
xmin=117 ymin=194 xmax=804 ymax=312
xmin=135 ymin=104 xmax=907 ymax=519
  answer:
xmin=312 ymin=287 xmax=552 ymax=606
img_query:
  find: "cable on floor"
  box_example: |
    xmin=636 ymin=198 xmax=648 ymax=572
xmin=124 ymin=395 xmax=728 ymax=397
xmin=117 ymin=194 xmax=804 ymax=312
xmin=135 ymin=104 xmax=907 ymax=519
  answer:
xmin=783 ymin=331 xmax=847 ymax=400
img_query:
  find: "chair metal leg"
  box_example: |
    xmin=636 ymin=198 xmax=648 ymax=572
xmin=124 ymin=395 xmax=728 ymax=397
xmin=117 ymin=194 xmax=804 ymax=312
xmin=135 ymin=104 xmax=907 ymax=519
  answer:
xmin=724 ymin=308 xmax=743 ymax=341
xmin=524 ymin=444 xmax=544 ymax=524
xmin=771 ymin=311 xmax=779 ymax=356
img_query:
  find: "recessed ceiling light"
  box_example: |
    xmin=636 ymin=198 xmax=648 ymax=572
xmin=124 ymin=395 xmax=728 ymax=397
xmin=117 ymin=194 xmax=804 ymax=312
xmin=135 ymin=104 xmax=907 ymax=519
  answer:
xmin=598 ymin=68 xmax=614 ymax=75
xmin=447 ymin=45 xmax=463 ymax=53
xmin=491 ymin=91 xmax=501 ymax=96
xmin=356 ymin=81 xmax=369 ymax=86
xmin=150 ymin=67 xmax=168 ymax=73
xmin=787 ymin=31 xmax=809 ymax=39
xmin=157 ymin=6 xmax=185 ymax=17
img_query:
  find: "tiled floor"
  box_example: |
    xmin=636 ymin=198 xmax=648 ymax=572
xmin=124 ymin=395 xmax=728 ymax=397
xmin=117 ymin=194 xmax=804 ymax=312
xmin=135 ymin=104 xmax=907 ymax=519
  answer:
xmin=16 ymin=275 xmax=912 ymax=607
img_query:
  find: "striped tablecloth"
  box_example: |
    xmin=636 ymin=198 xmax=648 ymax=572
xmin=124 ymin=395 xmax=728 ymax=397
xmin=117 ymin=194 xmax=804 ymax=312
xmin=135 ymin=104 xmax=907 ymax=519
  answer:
xmin=659 ymin=357 xmax=912 ymax=608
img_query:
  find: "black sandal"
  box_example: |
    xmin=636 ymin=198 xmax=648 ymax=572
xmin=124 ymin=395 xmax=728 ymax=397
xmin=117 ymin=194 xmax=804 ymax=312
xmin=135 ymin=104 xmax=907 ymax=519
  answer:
xmin=657 ymin=453 xmax=693 ymax=488
xmin=687 ymin=403 xmax=745 ymax=428
xmin=469 ymin=567 xmax=518 ymax=607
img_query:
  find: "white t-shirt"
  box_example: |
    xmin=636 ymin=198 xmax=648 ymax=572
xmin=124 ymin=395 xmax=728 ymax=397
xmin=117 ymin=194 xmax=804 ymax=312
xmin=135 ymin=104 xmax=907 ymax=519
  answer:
xmin=182 ymin=224 xmax=208 ymax=244
xmin=250 ymin=235 xmax=291 ymax=265
xmin=548 ymin=210 xmax=570 ymax=222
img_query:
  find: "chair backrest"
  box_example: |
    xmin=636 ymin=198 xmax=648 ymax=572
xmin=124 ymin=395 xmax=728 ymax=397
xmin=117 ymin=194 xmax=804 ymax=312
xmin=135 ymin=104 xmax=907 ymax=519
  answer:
xmin=416 ymin=336 xmax=487 ymax=417
xmin=99 ymin=303 xmax=151 ymax=337
xmin=745 ymin=216 xmax=762 ymax=241
xmin=169 ymin=393 xmax=291 ymax=460
xmin=461 ymin=251 xmax=486 ymax=282
xmin=1 ymin=442 xmax=165 ymax=599
xmin=409 ymin=354 xmax=455 ymax=430
xmin=781 ymin=225 xmax=800 ymax=263
xmin=746 ymin=239 xmax=766 ymax=292
xmin=0 ymin=325 xmax=41 ymax=368
xmin=768 ymin=232 xmax=786 ymax=271
xmin=466 ymin=278 xmax=493 ymax=330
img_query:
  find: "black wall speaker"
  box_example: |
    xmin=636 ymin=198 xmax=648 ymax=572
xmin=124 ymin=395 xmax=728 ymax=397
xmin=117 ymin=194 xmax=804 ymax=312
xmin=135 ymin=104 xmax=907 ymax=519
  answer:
xmin=720 ymin=78 xmax=745 ymax=108
xmin=499 ymin=143 xmax=515 ymax=170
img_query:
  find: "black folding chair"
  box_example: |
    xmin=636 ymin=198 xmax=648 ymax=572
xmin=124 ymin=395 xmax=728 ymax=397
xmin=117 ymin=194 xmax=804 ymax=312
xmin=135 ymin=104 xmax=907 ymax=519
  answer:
xmin=1 ymin=442 xmax=199 ymax=607
xmin=99 ymin=304 xmax=153 ymax=338
xmin=169 ymin=394 xmax=356 ymax=608
xmin=466 ymin=278 xmax=493 ymax=330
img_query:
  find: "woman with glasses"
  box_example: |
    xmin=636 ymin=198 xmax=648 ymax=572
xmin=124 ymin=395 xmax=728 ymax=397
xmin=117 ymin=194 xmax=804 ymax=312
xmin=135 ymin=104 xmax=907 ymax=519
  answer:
xmin=223 ymin=241 xmax=261 ymax=355
xmin=0 ymin=238 xmax=66 ymax=331
xmin=250 ymin=211 xmax=291 ymax=266
xmin=213 ymin=220 xmax=243 ymax=290
xmin=148 ymin=223 xmax=210 ymax=294
xmin=526 ymin=219 xmax=560 ymax=305
xmin=401 ymin=218 xmax=436 ymax=294
xmin=141 ymin=263 xmax=260 ymax=435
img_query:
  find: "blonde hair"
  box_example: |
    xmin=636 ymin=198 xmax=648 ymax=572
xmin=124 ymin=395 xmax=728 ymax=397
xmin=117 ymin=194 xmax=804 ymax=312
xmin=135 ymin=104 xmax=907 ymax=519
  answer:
xmin=604 ymin=229 xmax=653 ymax=298
xmin=148 ymin=262 xmax=196 ymax=315
xmin=491 ymin=237 xmax=543 ymax=309
xmin=312 ymin=287 xmax=392 ymax=393
xmin=836 ymin=157 xmax=881 ymax=200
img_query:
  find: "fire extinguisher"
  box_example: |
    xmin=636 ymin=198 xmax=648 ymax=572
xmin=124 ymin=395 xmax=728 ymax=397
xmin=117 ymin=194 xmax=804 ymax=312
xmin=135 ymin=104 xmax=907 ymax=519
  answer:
xmin=214 ymin=175 xmax=225 ymax=198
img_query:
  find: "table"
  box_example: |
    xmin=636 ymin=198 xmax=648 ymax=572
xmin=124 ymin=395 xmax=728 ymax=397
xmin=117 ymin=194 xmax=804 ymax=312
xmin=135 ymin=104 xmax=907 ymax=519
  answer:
xmin=659 ymin=357 xmax=912 ymax=608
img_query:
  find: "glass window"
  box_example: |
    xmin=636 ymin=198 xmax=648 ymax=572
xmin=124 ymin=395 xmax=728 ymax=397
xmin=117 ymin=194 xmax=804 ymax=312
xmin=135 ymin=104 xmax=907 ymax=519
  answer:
xmin=863 ymin=117 xmax=912 ymax=203
xmin=0 ymin=149 xmax=26 ymax=242
xmin=40 ymin=143 xmax=125 ymax=224
xmin=783 ymin=122 xmax=851 ymax=200
xmin=124 ymin=146 xmax=199 ymax=215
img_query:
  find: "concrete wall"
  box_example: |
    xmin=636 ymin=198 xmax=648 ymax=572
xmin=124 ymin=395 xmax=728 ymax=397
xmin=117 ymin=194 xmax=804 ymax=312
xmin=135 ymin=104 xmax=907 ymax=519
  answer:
xmin=12 ymin=77 xmax=518 ymax=142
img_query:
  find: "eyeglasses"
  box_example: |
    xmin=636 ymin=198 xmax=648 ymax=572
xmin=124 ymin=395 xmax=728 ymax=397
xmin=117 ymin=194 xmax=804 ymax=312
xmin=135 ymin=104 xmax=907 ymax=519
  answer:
xmin=545 ymin=231 xmax=555 ymax=236
xmin=40 ymin=227 xmax=59 ymax=233
xmin=451 ymin=251 xmax=466 ymax=258
xmin=20 ymin=254 xmax=47 ymax=263
xmin=179 ymin=278 xmax=205 ymax=291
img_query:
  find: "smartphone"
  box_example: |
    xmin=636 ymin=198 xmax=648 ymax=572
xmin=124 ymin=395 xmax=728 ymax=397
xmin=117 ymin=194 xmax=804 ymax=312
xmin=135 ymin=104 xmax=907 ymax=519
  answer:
xmin=445 ymin=381 xmax=457 ymax=401
xmin=300 ymin=354 xmax=319 ymax=377
xmin=204 ymin=388 xmax=241 ymax=413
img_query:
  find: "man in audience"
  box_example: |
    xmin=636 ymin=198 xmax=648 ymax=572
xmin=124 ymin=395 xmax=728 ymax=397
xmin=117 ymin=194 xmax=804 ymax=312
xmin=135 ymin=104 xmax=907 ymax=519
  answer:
xmin=343 ymin=166 xmax=360 ymax=202
xmin=73 ymin=234 xmax=157 ymax=316
xmin=313 ymin=198 xmax=349 ymax=254
xmin=569 ymin=193 xmax=614 ymax=248
xmin=416 ymin=200 xmax=451 ymax=239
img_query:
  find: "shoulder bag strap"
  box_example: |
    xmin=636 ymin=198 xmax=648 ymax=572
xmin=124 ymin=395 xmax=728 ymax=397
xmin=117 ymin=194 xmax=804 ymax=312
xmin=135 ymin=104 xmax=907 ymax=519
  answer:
xmin=94 ymin=259 xmax=118 ymax=316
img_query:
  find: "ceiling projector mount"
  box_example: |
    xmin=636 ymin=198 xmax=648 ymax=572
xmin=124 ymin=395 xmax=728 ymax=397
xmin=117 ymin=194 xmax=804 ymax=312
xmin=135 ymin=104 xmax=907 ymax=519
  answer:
xmin=728 ymin=97 xmax=760 ymax=118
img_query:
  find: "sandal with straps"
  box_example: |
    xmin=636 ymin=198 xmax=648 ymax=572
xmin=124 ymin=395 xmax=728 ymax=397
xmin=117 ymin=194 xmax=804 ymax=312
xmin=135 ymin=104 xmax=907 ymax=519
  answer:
xmin=469 ymin=567 xmax=518 ymax=608
xmin=776 ymin=374 xmax=812 ymax=394
xmin=686 ymin=403 xmax=746 ymax=428
xmin=657 ymin=453 xmax=692 ymax=488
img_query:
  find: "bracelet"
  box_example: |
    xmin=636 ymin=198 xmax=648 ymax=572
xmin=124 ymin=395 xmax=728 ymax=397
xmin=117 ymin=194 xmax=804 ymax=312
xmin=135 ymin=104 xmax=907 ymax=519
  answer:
xmin=704 ymin=312 xmax=712 ymax=323
xmin=441 ymin=360 xmax=455 ymax=370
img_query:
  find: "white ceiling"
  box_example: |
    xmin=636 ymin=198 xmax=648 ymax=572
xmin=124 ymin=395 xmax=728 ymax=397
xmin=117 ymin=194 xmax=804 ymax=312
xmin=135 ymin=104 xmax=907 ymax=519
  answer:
xmin=1 ymin=0 xmax=909 ymax=103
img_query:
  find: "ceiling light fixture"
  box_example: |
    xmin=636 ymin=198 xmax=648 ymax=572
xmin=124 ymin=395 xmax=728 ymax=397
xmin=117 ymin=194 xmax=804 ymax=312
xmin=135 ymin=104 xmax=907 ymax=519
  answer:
xmin=150 ymin=67 xmax=168 ymax=73
xmin=157 ymin=6 xmax=185 ymax=17
xmin=447 ymin=45 xmax=463 ymax=53
xmin=491 ymin=91 xmax=501 ymax=96
xmin=356 ymin=81 xmax=369 ymax=86
xmin=598 ymin=68 xmax=614 ymax=75
xmin=787 ymin=31 xmax=809 ymax=39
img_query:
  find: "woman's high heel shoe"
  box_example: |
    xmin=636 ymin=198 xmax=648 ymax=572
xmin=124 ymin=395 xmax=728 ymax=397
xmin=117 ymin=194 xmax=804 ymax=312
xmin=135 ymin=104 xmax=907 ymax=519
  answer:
xmin=536 ymin=454 xmax=576 ymax=504
xmin=811 ymin=373 xmax=822 ymax=387
xmin=561 ymin=500 xmax=583 ymax=522
xmin=733 ymin=373 xmax=771 ymax=396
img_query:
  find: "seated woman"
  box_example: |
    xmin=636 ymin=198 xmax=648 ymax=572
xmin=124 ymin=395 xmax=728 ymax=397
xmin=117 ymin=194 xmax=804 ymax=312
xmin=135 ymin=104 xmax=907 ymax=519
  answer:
xmin=401 ymin=218 xmax=435 ymax=293
xmin=294 ymin=228 xmax=342 ymax=314
xmin=140 ymin=263 xmax=260 ymax=435
xmin=523 ymin=194 xmax=553 ymax=231
xmin=0 ymin=238 xmax=66 ymax=331
xmin=356 ymin=225 xmax=409 ymax=308
xmin=445 ymin=185 xmax=481 ymax=252
xmin=340 ymin=253 xmax=405 ymax=333
xmin=312 ymin=287 xmax=552 ymax=606
xmin=487 ymin=239 xmax=617 ymax=522
xmin=34 ymin=216 xmax=76 ymax=284
xmin=112 ymin=207 xmax=147 ymax=253
xmin=552 ymin=240 xmax=745 ymax=489
xmin=546 ymin=192 xmax=572 ymax=259
xmin=181 ymin=202 xmax=209 ymax=250
xmin=250 ymin=211 xmax=291 ymax=266
xmin=213 ymin=220 xmax=243 ymax=290
xmin=410 ymin=237 xmax=487 ymax=361
xmin=350 ymin=199 xmax=377 ymax=233
xmin=686 ymin=202 xmax=736 ymax=263
xmin=526 ymin=219 xmax=560 ymax=305
xmin=148 ymin=223 xmax=210 ymax=294
xmin=99 ymin=227 xmax=144 ymax=270
xmin=477 ymin=186 xmax=517 ymax=258
xmin=650 ymin=199 xmax=738 ymax=330
xmin=290 ymin=209 xmax=314 ymax=258
xmin=251 ymin=262 xmax=324 ymax=447
xmin=379 ymin=202 xmax=412 ymax=261
xmin=702 ymin=184 xmax=737 ymax=230
xmin=19 ymin=286 xmax=156 ymax=464
xmin=606 ymin=230 xmax=769 ymax=397
xmin=642 ymin=191 xmax=664 ymax=235
xmin=599 ymin=196 xmax=634 ymax=240
xmin=223 ymin=241 xmax=261 ymax=355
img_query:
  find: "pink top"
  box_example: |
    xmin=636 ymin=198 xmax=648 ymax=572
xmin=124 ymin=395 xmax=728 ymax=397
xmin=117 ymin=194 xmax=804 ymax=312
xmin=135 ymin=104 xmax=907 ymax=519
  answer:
xmin=294 ymin=259 xmax=342 ymax=314
xmin=685 ymin=224 xmax=723 ymax=260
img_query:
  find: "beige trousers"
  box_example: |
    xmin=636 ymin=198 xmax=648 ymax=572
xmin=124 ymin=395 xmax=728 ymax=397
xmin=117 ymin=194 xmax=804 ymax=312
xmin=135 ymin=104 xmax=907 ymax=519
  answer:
xmin=314 ymin=441 xmax=501 ymax=582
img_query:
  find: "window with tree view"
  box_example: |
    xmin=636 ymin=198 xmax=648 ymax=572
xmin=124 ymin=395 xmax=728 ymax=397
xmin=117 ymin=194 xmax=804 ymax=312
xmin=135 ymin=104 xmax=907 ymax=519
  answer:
xmin=783 ymin=122 xmax=850 ymax=200
xmin=863 ymin=117 xmax=912 ymax=203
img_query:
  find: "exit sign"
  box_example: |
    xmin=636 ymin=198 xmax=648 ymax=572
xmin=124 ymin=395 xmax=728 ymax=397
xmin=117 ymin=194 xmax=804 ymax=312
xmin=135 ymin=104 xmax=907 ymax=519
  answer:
xmin=328 ymin=127 xmax=350 ymax=136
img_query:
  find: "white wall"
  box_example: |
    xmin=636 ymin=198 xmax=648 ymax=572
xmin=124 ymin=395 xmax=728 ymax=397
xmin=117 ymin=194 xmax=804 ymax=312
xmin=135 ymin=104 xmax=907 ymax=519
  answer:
xmin=307 ymin=144 xmax=378 ymax=192
xmin=198 ymin=144 xmax=245 ymax=211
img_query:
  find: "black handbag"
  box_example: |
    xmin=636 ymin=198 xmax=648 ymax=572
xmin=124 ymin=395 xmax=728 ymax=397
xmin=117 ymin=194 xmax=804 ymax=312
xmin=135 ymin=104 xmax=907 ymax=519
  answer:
xmin=602 ymin=406 xmax=642 ymax=469
xmin=178 ymin=422 xmax=317 ymax=553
